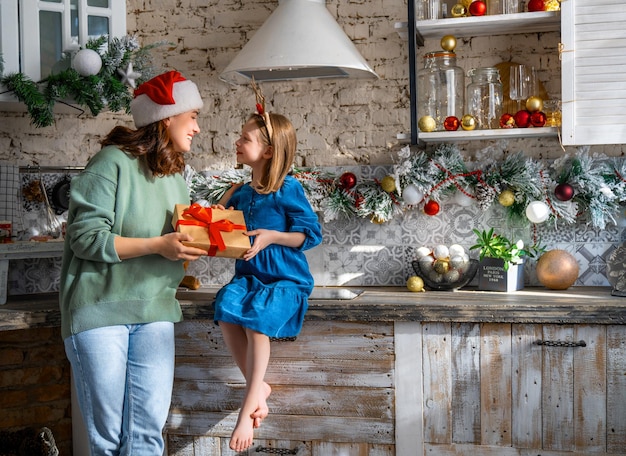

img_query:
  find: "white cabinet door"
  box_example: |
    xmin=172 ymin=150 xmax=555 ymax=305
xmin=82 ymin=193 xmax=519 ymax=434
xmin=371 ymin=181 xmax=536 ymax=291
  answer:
xmin=561 ymin=0 xmax=626 ymax=145
xmin=0 ymin=0 xmax=19 ymax=74
xmin=10 ymin=0 xmax=126 ymax=81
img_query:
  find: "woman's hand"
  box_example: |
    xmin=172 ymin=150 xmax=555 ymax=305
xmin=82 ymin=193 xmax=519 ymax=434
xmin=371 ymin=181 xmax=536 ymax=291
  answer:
xmin=115 ymin=232 xmax=206 ymax=261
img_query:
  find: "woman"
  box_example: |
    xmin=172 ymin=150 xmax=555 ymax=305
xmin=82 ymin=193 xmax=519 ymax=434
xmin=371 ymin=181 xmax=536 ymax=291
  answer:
xmin=60 ymin=71 xmax=207 ymax=455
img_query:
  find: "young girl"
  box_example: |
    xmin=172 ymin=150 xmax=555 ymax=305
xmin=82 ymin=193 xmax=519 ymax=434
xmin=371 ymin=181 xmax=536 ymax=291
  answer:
xmin=215 ymin=99 xmax=322 ymax=452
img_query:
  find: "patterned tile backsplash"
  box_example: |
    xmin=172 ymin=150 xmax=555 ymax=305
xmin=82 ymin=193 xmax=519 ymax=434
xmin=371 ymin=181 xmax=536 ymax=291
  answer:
xmin=6 ymin=166 xmax=626 ymax=296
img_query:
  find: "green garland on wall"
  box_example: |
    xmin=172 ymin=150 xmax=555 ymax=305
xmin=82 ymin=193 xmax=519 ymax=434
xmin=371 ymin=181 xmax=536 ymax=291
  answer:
xmin=0 ymin=35 xmax=164 ymax=127
xmin=187 ymin=145 xmax=626 ymax=229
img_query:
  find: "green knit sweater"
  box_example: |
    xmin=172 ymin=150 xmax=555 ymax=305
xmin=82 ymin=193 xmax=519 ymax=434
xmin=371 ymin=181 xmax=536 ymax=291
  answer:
xmin=60 ymin=146 xmax=190 ymax=339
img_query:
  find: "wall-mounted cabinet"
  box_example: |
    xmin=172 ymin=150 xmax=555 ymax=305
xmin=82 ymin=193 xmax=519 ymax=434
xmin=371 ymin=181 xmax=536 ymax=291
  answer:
xmin=0 ymin=0 xmax=126 ymax=102
xmin=407 ymin=0 xmax=626 ymax=146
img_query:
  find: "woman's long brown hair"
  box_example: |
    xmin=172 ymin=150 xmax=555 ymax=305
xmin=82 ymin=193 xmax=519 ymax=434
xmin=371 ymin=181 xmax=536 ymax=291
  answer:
xmin=100 ymin=121 xmax=185 ymax=176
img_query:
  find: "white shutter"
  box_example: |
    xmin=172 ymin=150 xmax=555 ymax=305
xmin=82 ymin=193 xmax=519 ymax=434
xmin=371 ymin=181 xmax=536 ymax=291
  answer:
xmin=561 ymin=0 xmax=626 ymax=145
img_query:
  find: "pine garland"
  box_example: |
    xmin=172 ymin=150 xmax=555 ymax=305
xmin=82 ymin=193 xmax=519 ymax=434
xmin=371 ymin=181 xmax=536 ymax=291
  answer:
xmin=186 ymin=145 xmax=626 ymax=229
xmin=0 ymin=35 xmax=164 ymax=127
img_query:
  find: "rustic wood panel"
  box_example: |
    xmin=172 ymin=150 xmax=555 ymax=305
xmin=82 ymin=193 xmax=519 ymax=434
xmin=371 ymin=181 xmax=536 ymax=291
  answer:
xmin=422 ymin=322 xmax=452 ymax=444
xmin=167 ymin=410 xmax=393 ymax=444
xmin=423 ymin=442 xmax=626 ymax=455
xmin=511 ymin=323 xmax=542 ymax=449
xmin=394 ymin=321 xmax=424 ymax=455
xmin=607 ymin=325 xmax=626 ymax=453
xmin=480 ymin=323 xmax=512 ymax=447
xmin=542 ymin=325 xmax=575 ymax=451
xmin=171 ymin=381 xmax=393 ymax=419
xmin=573 ymin=325 xmax=606 ymax=452
xmin=167 ymin=319 xmax=395 ymax=451
xmin=312 ymin=441 xmax=394 ymax=456
xmin=451 ymin=322 xmax=480 ymax=444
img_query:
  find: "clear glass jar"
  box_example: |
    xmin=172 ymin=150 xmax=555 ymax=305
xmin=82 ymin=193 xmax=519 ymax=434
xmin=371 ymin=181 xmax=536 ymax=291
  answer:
xmin=466 ymin=67 xmax=503 ymax=129
xmin=417 ymin=51 xmax=465 ymax=132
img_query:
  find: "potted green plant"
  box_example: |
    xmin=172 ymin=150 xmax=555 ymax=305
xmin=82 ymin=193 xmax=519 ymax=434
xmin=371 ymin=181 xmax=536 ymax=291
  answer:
xmin=470 ymin=228 xmax=544 ymax=292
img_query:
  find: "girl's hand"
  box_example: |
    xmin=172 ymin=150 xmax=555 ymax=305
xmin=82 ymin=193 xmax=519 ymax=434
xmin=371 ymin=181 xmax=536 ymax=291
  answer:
xmin=242 ymin=229 xmax=306 ymax=261
xmin=243 ymin=229 xmax=277 ymax=261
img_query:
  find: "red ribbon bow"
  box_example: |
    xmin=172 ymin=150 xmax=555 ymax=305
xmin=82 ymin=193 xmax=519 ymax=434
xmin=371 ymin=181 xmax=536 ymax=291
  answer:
xmin=176 ymin=203 xmax=246 ymax=256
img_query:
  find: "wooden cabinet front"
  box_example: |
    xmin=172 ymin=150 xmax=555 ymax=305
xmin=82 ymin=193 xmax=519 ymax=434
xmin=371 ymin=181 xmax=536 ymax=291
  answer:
xmin=397 ymin=322 xmax=626 ymax=456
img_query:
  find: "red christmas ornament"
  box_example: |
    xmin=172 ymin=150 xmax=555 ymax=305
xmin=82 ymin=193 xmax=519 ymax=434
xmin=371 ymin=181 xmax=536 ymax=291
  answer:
xmin=500 ymin=113 xmax=515 ymax=129
xmin=514 ymin=110 xmax=531 ymax=128
xmin=423 ymin=200 xmax=440 ymax=216
xmin=444 ymin=116 xmax=460 ymax=131
xmin=339 ymin=172 xmax=357 ymax=190
xmin=527 ymin=0 xmax=545 ymax=12
xmin=530 ymin=111 xmax=547 ymax=127
xmin=469 ymin=0 xmax=486 ymax=16
xmin=554 ymin=183 xmax=575 ymax=201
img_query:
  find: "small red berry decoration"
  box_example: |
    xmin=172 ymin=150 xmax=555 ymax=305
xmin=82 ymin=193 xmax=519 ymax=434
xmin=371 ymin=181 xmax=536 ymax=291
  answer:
xmin=339 ymin=172 xmax=357 ymax=190
xmin=530 ymin=111 xmax=547 ymax=127
xmin=423 ymin=200 xmax=440 ymax=216
xmin=554 ymin=183 xmax=575 ymax=201
xmin=255 ymin=103 xmax=264 ymax=114
xmin=444 ymin=116 xmax=460 ymax=131
xmin=500 ymin=113 xmax=515 ymax=129
xmin=469 ymin=0 xmax=486 ymax=16
xmin=514 ymin=110 xmax=531 ymax=128
xmin=527 ymin=0 xmax=545 ymax=12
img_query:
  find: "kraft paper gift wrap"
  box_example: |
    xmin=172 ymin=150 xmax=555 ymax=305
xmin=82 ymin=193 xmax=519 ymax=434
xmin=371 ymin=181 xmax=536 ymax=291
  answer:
xmin=172 ymin=203 xmax=250 ymax=259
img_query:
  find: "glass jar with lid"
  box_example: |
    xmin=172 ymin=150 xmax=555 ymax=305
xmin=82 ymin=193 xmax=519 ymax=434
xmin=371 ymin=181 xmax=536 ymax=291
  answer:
xmin=466 ymin=67 xmax=503 ymax=130
xmin=417 ymin=51 xmax=465 ymax=132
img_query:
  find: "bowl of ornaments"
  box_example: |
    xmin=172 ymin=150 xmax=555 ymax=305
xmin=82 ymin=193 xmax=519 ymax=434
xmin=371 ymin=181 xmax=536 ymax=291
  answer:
xmin=411 ymin=244 xmax=478 ymax=291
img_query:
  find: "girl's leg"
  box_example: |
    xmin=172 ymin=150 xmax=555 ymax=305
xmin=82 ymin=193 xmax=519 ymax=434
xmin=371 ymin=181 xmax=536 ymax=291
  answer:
xmin=229 ymin=328 xmax=271 ymax=452
xmin=220 ymin=322 xmax=272 ymax=428
xmin=64 ymin=326 xmax=130 ymax=456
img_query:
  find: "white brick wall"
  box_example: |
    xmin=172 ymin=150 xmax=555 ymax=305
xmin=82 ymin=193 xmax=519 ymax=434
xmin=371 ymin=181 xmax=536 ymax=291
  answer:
xmin=1 ymin=1 xmax=624 ymax=168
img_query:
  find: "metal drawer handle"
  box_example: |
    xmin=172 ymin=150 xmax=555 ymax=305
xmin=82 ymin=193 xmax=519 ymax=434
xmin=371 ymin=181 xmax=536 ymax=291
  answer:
xmin=255 ymin=446 xmax=300 ymax=454
xmin=535 ymin=339 xmax=587 ymax=347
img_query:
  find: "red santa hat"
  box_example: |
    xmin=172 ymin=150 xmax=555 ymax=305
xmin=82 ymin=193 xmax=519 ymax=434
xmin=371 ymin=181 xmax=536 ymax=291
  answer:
xmin=130 ymin=71 xmax=203 ymax=128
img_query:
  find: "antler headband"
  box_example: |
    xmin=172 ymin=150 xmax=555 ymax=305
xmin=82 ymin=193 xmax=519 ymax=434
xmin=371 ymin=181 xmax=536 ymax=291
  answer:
xmin=251 ymin=77 xmax=273 ymax=145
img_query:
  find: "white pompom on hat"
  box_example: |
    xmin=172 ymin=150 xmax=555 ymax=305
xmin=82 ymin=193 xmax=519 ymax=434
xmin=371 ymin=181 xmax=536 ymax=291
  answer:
xmin=130 ymin=70 xmax=203 ymax=128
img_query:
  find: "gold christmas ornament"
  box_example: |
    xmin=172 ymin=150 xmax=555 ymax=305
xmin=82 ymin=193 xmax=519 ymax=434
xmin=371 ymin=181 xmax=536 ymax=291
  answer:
xmin=418 ymin=115 xmax=436 ymax=132
xmin=461 ymin=114 xmax=477 ymax=131
xmin=381 ymin=175 xmax=397 ymax=193
xmin=440 ymin=35 xmax=457 ymax=52
xmin=525 ymin=96 xmax=543 ymax=112
xmin=450 ymin=3 xmax=467 ymax=17
xmin=407 ymin=276 xmax=425 ymax=292
xmin=536 ymin=249 xmax=579 ymax=290
xmin=370 ymin=215 xmax=385 ymax=224
xmin=461 ymin=0 xmax=473 ymax=8
xmin=498 ymin=189 xmax=515 ymax=207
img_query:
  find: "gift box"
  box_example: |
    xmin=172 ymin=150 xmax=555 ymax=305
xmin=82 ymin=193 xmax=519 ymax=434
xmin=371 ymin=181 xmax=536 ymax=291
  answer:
xmin=172 ymin=203 xmax=250 ymax=259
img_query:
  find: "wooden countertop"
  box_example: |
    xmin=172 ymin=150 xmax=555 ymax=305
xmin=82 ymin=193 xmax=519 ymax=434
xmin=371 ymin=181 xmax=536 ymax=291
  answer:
xmin=2 ymin=286 xmax=625 ymax=332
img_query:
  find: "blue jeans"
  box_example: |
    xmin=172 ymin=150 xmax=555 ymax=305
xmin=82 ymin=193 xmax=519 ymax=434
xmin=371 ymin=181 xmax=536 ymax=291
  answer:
xmin=64 ymin=322 xmax=175 ymax=456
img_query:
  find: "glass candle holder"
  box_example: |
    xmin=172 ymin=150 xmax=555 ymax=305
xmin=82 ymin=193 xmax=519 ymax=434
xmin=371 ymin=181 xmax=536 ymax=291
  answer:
xmin=544 ymin=99 xmax=562 ymax=127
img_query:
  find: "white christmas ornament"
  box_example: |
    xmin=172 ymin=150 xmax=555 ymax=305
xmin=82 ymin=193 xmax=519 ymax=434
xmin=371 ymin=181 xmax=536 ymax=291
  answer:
xmin=72 ymin=49 xmax=102 ymax=76
xmin=402 ymin=184 xmax=423 ymax=205
xmin=525 ymin=201 xmax=550 ymax=223
xmin=118 ymin=62 xmax=142 ymax=88
xmin=453 ymin=189 xmax=474 ymax=207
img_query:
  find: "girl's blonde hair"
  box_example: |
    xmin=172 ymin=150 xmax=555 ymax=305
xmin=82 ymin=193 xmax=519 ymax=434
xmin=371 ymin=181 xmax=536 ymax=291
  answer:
xmin=251 ymin=112 xmax=296 ymax=194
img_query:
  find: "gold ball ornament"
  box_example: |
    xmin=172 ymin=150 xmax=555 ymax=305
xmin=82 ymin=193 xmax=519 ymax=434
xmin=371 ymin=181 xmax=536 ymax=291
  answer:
xmin=381 ymin=175 xmax=397 ymax=193
xmin=407 ymin=276 xmax=426 ymax=292
xmin=461 ymin=114 xmax=477 ymax=131
xmin=461 ymin=0 xmax=473 ymax=8
xmin=433 ymin=259 xmax=450 ymax=274
xmin=440 ymin=35 xmax=457 ymax=52
xmin=536 ymin=249 xmax=579 ymax=290
xmin=525 ymin=96 xmax=543 ymax=112
xmin=418 ymin=115 xmax=436 ymax=132
xmin=544 ymin=0 xmax=560 ymax=10
xmin=450 ymin=3 xmax=467 ymax=17
xmin=498 ymin=189 xmax=515 ymax=207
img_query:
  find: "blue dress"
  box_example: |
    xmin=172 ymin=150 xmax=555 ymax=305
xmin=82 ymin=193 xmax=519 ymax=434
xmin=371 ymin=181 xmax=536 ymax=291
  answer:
xmin=213 ymin=176 xmax=323 ymax=338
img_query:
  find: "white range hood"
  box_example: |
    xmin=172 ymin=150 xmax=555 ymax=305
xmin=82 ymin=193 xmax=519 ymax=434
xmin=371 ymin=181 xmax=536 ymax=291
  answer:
xmin=219 ymin=0 xmax=378 ymax=85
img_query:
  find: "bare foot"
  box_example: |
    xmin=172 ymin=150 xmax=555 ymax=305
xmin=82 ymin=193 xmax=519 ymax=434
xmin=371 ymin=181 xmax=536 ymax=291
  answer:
xmin=250 ymin=382 xmax=272 ymax=428
xmin=229 ymin=412 xmax=255 ymax=452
